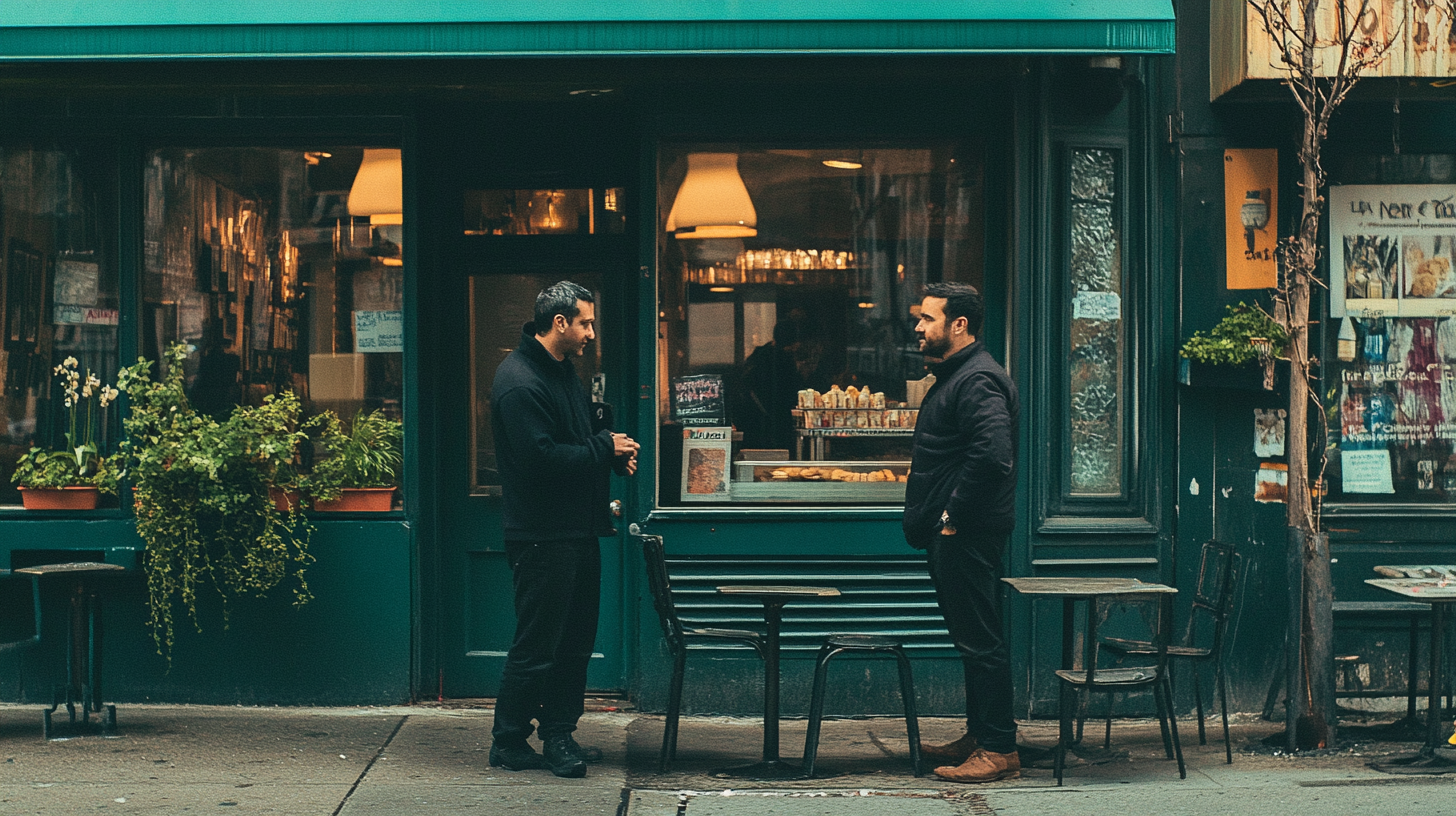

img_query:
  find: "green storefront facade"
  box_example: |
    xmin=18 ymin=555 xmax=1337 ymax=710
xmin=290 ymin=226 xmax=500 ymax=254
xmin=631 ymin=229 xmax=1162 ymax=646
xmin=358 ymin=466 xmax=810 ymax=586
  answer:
xmin=0 ymin=3 xmax=1222 ymax=719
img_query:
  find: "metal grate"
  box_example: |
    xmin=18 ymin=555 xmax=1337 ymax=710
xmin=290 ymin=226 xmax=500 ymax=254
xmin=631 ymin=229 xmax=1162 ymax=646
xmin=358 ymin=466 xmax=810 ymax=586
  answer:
xmin=666 ymin=554 xmax=956 ymax=656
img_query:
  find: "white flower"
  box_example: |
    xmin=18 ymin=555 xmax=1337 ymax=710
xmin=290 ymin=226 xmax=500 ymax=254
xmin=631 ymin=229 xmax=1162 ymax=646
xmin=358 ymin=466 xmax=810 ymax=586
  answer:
xmin=63 ymin=356 xmax=78 ymax=368
xmin=52 ymin=364 xmax=64 ymax=376
xmin=63 ymin=398 xmax=72 ymax=408
xmin=99 ymin=386 xmax=119 ymax=407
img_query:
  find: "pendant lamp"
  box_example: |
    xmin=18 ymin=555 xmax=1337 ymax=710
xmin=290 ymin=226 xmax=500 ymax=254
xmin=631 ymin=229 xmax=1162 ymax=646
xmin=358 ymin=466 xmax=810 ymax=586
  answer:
xmin=348 ymin=149 xmax=403 ymax=226
xmin=665 ymin=153 xmax=756 ymax=239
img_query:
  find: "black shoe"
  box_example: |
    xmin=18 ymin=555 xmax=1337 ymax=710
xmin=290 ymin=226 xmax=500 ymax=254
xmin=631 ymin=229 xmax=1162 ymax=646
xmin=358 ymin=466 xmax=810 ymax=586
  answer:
xmin=542 ymin=736 xmax=588 ymax=778
xmin=562 ymin=736 xmax=604 ymax=763
xmin=489 ymin=742 xmax=548 ymax=771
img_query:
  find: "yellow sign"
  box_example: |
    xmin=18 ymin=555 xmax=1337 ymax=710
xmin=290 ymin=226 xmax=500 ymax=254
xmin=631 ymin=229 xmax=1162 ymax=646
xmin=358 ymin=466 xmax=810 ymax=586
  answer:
xmin=1225 ymin=149 xmax=1278 ymax=289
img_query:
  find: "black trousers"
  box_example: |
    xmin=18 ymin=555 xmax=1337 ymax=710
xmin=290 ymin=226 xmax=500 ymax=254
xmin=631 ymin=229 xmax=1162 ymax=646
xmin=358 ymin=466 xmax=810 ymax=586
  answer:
xmin=926 ymin=530 xmax=1018 ymax=754
xmin=492 ymin=537 xmax=601 ymax=746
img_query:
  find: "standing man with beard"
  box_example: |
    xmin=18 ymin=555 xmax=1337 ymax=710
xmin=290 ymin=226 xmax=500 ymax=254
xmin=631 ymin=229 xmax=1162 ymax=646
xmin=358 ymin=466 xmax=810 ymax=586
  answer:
xmin=903 ymin=282 xmax=1022 ymax=783
xmin=488 ymin=280 xmax=639 ymax=778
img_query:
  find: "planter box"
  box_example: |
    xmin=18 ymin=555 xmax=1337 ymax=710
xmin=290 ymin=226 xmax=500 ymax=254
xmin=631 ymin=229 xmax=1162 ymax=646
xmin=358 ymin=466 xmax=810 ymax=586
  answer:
xmin=1179 ymin=358 xmax=1288 ymax=392
xmin=19 ymin=486 xmax=100 ymax=510
xmin=268 ymin=487 xmax=303 ymax=514
xmin=312 ymin=487 xmax=396 ymax=512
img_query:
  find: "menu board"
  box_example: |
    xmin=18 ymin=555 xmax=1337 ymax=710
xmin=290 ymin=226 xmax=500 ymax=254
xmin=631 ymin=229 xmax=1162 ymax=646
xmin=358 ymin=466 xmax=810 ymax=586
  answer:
xmin=671 ymin=374 xmax=726 ymax=426
xmin=1331 ymin=184 xmax=1456 ymax=318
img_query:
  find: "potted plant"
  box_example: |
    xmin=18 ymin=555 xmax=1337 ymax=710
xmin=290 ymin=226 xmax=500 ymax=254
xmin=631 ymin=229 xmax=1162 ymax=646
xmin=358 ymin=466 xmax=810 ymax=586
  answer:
xmin=306 ymin=409 xmax=403 ymax=512
xmin=1178 ymin=302 xmax=1291 ymax=391
xmin=118 ymin=343 xmax=314 ymax=659
xmin=11 ymin=357 xmax=121 ymax=509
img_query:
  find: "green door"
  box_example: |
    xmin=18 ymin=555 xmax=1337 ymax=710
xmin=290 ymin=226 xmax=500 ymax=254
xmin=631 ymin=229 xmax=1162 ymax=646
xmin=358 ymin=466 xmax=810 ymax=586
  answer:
xmin=433 ymin=114 xmax=639 ymax=697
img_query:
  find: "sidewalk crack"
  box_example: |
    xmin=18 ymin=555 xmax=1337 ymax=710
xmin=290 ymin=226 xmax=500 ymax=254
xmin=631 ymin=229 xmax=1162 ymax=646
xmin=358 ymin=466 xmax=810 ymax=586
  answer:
xmin=332 ymin=715 xmax=408 ymax=816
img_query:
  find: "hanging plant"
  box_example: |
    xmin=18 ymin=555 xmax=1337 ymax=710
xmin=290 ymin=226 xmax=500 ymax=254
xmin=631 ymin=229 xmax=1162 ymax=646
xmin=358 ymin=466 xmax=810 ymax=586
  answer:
xmin=1179 ymin=302 xmax=1290 ymax=367
xmin=118 ymin=342 xmax=318 ymax=662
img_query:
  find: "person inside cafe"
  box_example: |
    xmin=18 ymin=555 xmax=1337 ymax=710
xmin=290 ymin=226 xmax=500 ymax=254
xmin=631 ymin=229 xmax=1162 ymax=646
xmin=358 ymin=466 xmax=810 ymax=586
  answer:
xmin=902 ymin=282 xmax=1022 ymax=783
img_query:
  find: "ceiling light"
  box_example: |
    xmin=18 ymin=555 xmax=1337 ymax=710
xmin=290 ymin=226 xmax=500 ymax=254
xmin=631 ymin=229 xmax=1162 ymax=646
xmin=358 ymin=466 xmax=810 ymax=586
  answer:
xmin=348 ymin=148 xmax=403 ymax=226
xmin=823 ymin=160 xmax=863 ymax=170
xmin=665 ymin=153 xmax=757 ymax=240
xmin=857 ymin=302 xmax=876 ymax=309
xmin=709 ymin=286 xmax=735 ymax=293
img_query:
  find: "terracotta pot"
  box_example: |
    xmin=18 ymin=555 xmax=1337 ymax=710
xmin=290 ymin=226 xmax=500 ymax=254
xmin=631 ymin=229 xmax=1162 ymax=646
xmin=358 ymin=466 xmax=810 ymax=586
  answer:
xmin=19 ymin=486 xmax=101 ymax=510
xmin=312 ymin=486 xmax=396 ymax=512
xmin=268 ymin=487 xmax=303 ymax=513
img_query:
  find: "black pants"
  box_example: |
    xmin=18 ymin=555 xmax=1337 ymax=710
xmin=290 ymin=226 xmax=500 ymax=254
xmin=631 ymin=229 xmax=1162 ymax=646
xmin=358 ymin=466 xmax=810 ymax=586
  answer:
xmin=926 ymin=530 xmax=1017 ymax=754
xmin=492 ymin=537 xmax=601 ymax=746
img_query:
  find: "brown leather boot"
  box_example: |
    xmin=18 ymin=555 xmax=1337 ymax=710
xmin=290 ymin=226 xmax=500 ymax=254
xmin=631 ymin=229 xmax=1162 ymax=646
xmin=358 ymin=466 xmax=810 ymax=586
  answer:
xmin=933 ymin=748 xmax=1021 ymax=783
xmin=919 ymin=732 xmax=980 ymax=764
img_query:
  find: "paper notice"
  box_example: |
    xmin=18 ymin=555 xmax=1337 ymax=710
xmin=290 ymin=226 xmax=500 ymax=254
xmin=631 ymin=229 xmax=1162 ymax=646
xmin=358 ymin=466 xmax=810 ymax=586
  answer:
xmin=1341 ymin=449 xmax=1396 ymax=494
xmin=1072 ymin=291 xmax=1121 ymax=322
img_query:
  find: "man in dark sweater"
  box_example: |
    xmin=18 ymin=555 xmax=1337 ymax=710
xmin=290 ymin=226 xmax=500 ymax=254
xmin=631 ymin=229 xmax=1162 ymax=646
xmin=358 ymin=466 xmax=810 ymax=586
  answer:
xmin=903 ymin=282 xmax=1021 ymax=783
xmin=488 ymin=281 xmax=639 ymax=778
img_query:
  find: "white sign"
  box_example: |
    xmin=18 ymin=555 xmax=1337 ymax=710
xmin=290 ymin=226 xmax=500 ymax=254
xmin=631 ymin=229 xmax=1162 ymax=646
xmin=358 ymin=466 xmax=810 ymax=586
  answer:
xmin=1341 ymin=449 xmax=1396 ymax=494
xmin=53 ymin=305 xmax=118 ymax=326
xmin=1072 ymin=291 xmax=1121 ymax=322
xmin=1331 ymin=184 xmax=1456 ymax=317
xmin=680 ymin=426 xmax=733 ymax=502
xmin=353 ymin=310 xmax=403 ymax=353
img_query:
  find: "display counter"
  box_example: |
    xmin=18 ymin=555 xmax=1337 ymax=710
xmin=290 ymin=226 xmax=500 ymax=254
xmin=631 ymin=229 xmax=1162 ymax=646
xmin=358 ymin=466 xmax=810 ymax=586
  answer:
xmin=729 ymin=460 xmax=909 ymax=503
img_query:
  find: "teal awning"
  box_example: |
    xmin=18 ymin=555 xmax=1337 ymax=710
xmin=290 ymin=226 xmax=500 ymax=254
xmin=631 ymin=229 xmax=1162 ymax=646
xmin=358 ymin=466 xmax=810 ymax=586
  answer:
xmin=0 ymin=1 xmax=1175 ymax=61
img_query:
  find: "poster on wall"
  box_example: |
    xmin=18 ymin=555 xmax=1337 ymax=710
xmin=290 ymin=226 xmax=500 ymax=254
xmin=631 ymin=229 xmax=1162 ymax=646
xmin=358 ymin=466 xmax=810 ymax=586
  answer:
xmin=671 ymin=374 xmax=726 ymax=426
xmin=1225 ymin=149 xmax=1279 ymax=289
xmin=680 ymin=426 xmax=732 ymax=502
xmin=1330 ymin=184 xmax=1456 ymax=317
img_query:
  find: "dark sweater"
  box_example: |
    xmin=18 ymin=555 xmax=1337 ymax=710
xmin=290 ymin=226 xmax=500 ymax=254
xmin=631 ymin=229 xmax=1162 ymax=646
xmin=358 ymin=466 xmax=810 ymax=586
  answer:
xmin=491 ymin=323 xmax=618 ymax=541
xmin=902 ymin=340 xmax=1020 ymax=548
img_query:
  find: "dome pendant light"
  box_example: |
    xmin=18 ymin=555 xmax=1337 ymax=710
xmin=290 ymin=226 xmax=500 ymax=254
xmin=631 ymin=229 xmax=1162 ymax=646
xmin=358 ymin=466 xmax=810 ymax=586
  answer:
xmin=665 ymin=153 xmax=757 ymax=239
xmin=348 ymin=148 xmax=403 ymax=226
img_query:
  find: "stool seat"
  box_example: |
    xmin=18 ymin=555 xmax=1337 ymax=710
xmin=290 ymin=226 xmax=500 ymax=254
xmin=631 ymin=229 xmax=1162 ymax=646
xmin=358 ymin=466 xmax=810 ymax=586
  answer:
xmin=801 ymin=633 xmax=921 ymax=778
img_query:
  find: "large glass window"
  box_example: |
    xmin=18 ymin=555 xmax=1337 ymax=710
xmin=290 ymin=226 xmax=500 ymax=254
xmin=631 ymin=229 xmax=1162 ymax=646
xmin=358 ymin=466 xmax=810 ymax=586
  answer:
xmin=657 ymin=143 xmax=983 ymax=506
xmin=144 ymin=147 xmax=404 ymax=500
xmin=0 ymin=147 xmax=118 ymax=506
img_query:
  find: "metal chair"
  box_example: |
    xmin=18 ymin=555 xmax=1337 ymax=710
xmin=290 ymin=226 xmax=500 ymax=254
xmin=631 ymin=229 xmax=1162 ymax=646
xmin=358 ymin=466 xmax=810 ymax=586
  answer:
xmin=1098 ymin=540 xmax=1238 ymax=763
xmin=634 ymin=531 xmax=766 ymax=771
xmin=800 ymin=634 xmax=922 ymax=778
xmin=1056 ymin=591 xmax=1184 ymax=785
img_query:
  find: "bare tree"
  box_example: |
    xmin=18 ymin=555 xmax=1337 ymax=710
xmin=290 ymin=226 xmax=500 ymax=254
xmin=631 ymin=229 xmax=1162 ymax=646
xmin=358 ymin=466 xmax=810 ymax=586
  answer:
xmin=1246 ymin=0 xmax=1398 ymax=749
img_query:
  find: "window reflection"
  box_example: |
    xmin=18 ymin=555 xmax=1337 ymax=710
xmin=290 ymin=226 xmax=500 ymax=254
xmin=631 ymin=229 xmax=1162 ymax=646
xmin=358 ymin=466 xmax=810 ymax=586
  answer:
xmin=143 ymin=147 xmax=404 ymax=430
xmin=0 ymin=148 xmax=118 ymax=505
xmin=657 ymin=144 xmax=983 ymax=506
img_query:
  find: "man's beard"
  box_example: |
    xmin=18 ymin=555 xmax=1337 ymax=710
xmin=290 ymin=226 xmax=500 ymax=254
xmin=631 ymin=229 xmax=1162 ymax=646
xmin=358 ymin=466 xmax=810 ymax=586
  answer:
xmin=919 ymin=333 xmax=950 ymax=358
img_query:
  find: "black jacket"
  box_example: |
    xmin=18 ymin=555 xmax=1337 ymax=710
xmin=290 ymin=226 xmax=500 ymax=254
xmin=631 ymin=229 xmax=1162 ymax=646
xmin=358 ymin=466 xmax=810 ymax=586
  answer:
xmin=902 ymin=340 xmax=1020 ymax=548
xmin=491 ymin=323 xmax=621 ymax=540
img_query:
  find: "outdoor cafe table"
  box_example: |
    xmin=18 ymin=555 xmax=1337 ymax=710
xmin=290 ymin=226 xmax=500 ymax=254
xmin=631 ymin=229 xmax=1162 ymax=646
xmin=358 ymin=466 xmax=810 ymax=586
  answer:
xmin=1001 ymin=577 xmax=1178 ymax=678
xmin=713 ymin=584 xmax=840 ymax=779
xmin=1366 ymin=564 xmax=1456 ymax=773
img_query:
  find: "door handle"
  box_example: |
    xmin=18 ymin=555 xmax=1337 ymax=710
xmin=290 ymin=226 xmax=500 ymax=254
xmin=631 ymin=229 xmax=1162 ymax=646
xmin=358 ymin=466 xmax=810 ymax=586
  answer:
xmin=609 ymin=499 xmax=623 ymax=518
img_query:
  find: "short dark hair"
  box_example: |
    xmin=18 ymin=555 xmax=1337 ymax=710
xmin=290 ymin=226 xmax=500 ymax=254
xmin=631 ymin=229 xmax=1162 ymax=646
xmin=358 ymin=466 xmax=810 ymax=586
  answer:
xmin=534 ymin=280 xmax=595 ymax=335
xmin=924 ymin=282 xmax=984 ymax=336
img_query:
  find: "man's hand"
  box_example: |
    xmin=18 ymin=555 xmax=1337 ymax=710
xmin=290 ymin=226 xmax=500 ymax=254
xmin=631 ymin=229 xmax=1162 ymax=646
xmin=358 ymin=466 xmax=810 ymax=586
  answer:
xmin=612 ymin=433 xmax=640 ymax=458
xmin=941 ymin=525 xmax=957 ymax=536
xmin=623 ymin=455 xmax=638 ymax=476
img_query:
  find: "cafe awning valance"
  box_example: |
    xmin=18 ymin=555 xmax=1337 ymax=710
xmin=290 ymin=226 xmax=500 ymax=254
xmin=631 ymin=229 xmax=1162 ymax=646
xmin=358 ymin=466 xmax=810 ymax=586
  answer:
xmin=0 ymin=0 xmax=1175 ymax=61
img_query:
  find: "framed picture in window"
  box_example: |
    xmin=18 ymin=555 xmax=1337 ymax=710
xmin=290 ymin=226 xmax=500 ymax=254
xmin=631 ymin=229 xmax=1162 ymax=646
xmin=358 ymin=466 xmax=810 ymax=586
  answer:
xmin=6 ymin=239 xmax=43 ymax=347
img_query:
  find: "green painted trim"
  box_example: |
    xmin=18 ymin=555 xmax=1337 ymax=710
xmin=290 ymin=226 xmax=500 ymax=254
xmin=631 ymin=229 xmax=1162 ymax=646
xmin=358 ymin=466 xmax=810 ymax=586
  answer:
xmin=0 ymin=21 xmax=1175 ymax=61
xmin=2 ymin=0 xmax=1175 ymax=26
xmin=648 ymin=508 xmax=904 ymax=522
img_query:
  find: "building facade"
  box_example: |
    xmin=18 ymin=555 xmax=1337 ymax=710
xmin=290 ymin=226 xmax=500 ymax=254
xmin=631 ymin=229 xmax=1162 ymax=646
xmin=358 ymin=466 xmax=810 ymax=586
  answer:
xmin=0 ymin=4 xmax=1312 ymax=721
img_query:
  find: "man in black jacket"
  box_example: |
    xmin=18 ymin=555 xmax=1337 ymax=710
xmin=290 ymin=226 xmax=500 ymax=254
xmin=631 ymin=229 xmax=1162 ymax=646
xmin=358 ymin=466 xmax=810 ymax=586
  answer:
xmin=488 ymin=280 xmax=639 ymax=778
xmin=903 ymin=282 xmax=1021 ymax=783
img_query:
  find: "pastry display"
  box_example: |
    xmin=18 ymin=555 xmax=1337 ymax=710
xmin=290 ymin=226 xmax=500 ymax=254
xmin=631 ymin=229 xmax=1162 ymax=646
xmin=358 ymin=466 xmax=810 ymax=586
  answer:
xmin=750 ymin=463 xmax=908 ymax=483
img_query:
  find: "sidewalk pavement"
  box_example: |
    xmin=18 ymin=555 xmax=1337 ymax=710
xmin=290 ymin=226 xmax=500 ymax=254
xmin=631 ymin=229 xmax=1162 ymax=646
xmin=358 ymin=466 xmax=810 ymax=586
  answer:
xmin=0 ymin=701 xmax=1453 ymax=815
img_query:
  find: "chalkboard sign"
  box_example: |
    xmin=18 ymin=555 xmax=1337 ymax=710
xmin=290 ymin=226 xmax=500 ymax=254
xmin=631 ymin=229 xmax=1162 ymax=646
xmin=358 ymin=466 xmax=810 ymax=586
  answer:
xmin=672 ymin=375 xmax=726 ymax=426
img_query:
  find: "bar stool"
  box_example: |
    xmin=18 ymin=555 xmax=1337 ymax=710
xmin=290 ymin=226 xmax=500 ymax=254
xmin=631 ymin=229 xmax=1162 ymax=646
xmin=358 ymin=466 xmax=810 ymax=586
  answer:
xmin=15 ymin=562 xmax=126 ymax=739
xmin=800 ymin=634 xmax=922 ymax=778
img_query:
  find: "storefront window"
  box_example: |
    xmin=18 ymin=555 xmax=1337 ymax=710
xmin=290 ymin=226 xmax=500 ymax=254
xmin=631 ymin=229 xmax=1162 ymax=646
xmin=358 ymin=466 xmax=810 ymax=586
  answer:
xmin=144 ymin=148 xmax=404 ymax=492
xmin=0 ymin=147 xmax=118 ymax=506
xmin=657 ymin=143 xmax=983 ymax=506
xmin=1327 ymin=182 xmax=1456 ymax=503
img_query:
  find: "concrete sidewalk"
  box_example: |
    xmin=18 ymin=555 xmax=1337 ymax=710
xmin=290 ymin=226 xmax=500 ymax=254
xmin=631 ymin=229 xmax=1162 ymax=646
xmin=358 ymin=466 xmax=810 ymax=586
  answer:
xmin=0 ymin=702 xmax=1452 ymax=815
